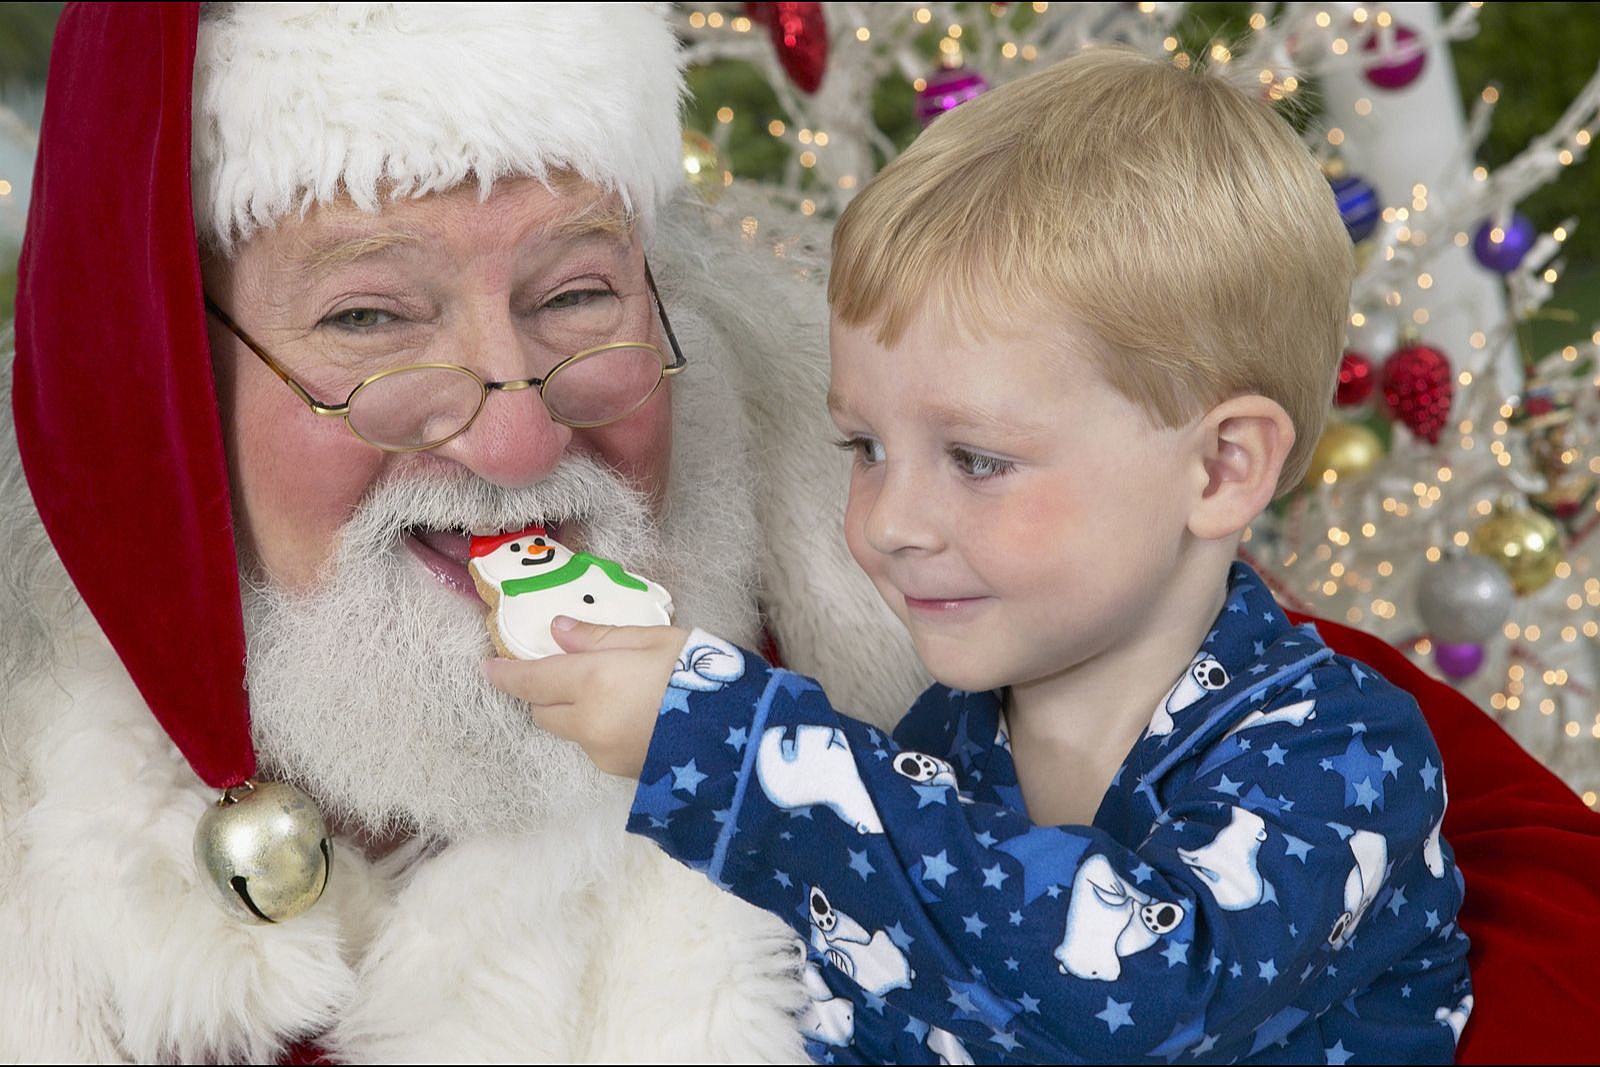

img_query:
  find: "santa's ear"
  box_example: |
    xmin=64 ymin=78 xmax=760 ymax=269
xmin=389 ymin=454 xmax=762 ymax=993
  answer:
xmin=1186 ymin=395 xmax=1295 ymax=542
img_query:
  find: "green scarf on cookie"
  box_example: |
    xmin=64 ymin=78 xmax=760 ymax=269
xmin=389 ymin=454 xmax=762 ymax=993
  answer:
xmin=501 ymin=552 xmax=649 ymax=598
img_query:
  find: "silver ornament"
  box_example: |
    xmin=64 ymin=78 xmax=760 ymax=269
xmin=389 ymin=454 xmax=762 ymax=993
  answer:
xmin=194 ymin=780 xmax=331 ymax=924
xmin=1417 ymin=555 xmax=1516 ymax=645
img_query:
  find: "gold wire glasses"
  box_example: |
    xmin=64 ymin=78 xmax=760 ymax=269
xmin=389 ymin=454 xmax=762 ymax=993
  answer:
xmin=204 ymin=263 xmax=687 ymax=452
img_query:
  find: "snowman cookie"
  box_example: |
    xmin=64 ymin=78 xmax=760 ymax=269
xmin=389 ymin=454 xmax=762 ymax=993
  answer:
xmin=468 ymin=526 xmax=674 ymax=659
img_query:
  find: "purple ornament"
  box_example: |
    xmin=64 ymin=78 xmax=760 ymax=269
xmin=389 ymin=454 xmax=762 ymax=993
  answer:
xmin=1433 ymin=641 xmax=1485 ymax=680
xmin=1472 ymin=214 xmax=1538 ymax=274
xmin=916 ymin=67 xmax=989 ymax=127
xmin=1361 ymin=23 xmax=1427 ymax=91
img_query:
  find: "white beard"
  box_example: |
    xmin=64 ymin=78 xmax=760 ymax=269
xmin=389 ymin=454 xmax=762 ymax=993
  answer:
xmin=243 ymin=408 xmax=760 ymax=841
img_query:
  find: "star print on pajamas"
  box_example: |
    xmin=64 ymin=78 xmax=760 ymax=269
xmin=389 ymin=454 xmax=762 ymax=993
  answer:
xmin=628 ymin=564 xmax=1469 ymax=1063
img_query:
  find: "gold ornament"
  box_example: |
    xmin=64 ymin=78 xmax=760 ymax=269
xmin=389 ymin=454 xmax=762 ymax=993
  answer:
xmin=1468 ymin=503 xmax=1563 ymax=596
xmin=1525 ymin=408 xmax=1597 ymax=520
xmin=1302 ymin=421 xmax=1384 ymax=491
xmin=681 ymin=129 xmax=727 ymax=203
xmin=194 ymin=780 xmax=331 ymax=924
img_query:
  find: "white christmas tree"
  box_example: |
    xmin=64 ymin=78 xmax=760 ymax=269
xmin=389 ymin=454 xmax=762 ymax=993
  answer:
xmin=671 ymin=1 xmax=1600 ymax=800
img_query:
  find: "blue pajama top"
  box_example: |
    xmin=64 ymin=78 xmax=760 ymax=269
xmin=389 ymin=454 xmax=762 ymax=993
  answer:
xmin=628 ymin=564 xmax=1471 ymax=1064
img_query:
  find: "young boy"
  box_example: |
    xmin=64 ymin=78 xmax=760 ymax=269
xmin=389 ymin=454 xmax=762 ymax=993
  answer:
xmin=486 ymin=48 xmax=1471 ymax=1064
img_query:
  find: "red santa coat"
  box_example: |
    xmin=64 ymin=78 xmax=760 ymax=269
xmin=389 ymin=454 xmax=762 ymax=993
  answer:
xmin=1287 ymin=612 xmax=1600 ymax=1064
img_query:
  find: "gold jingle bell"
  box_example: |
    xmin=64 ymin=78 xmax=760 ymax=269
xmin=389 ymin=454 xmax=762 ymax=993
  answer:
xmin=1468 ymin=503 xmax=1563 ymax=596
xmin=194 ymin=780 xmax=331 ymax=924
xmin=681 ymin=128 xmax=727 ymax=203
xmin=1302 ymin=421 xmax=1385 ymax=492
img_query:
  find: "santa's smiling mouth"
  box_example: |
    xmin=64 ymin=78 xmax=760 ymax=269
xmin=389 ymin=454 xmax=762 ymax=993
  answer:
xmin=402 ymin=525 xmax=565 ymax=600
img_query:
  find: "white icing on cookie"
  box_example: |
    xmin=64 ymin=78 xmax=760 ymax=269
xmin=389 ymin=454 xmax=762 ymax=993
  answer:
xmin=468 ymin=528 xmax=673 ymax=659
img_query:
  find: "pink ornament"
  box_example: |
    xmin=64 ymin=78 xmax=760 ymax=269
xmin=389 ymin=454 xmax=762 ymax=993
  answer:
xmin=1381 ymin=343 xmax=1453 ymax=443
xmin=916 ymin=67 xmax=990 ymax=127
xmin=1335 ymin=350 xmax=1375 ymax=407
xmin=1361 ymin=23 xmax=1427 ymax=91
xmin=1433 ymin=641 xmax=1485 ymax=680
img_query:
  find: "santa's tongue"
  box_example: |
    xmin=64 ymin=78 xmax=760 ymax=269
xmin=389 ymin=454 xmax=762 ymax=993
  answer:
xmin=413 ymin=528 xmax=473 ymax=563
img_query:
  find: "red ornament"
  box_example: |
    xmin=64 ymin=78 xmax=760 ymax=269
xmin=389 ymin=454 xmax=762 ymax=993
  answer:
xmin=1381 ymin=343 xmax=1453 ymax=443
xmin=1522 ymin=394 xmax=1556 ymax=417
xmin=1335 ymin=350 xmax=1375 ymax=407
xmin=749 ymin=2 xmax=828 ymax=94
xmin=1361 ymin=23 xmax=1427 ymax=91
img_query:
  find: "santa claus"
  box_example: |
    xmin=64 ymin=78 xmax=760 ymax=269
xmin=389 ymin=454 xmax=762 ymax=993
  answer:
xmin=4 ymin=4 xmax=1599 ymax=1064
xmin=0 ymin=4 xmax=921 ymax=1060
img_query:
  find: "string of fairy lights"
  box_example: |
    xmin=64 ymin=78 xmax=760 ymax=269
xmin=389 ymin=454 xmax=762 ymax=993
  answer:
xmin=673 ymin=2 xmax=1600 ymax=801
xmin=1 ymin=5 xmax=1596 ymax=798
xmin=1255 ymin=26 xmax=1600 ymax=801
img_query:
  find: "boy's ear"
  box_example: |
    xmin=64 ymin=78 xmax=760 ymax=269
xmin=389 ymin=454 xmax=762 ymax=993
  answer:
xmin=1187 ymin=395 xmax=1296 ymax=541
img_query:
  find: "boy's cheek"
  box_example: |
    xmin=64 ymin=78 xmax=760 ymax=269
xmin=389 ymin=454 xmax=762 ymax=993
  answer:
xmin=841 ymin=491 xmax=879 ymax=579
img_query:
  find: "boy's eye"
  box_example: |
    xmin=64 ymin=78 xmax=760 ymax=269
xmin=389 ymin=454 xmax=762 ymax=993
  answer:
xmin=951 ymin=447 xmax=1015 ymax=480
xmin=833 ymin=436 xmax=885 ymax=465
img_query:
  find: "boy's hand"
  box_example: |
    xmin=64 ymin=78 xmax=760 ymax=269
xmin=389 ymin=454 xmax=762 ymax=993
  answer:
xmin=483 ymin=617 xmax=687 ymax=781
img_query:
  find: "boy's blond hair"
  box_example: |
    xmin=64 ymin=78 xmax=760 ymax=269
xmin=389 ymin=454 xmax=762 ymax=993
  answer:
xmin=830 ymin=48 xmax=1355 ymax=497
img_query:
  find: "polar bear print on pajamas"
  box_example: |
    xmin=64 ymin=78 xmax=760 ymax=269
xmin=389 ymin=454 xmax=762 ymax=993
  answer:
xmin=1328 ymin=829 xmax=1389 ymax=949
xmin=927 ymin=1025 xmax=975 ymax=1064
xmin=669 ymin=632 xmax=746 ymax=693
xmin=1178 ymin=806 xmax=1269 ymax=911
xmin=892 ymin=750 xmax=960 ymax=789
xmin=1437 ymin=994 xmax=1474 ymax=1043
xmin=1222 ymin=698 xmax=1317 ymax=741
xmin=1147 ymin=653 xmax=1230 ymax=737
xmin=798 ymin=960 xmax=855 ymax=1046
xmin=755 ymin=725 xmax=884 ymax=834
xmin=807 ymin=885 xmax=914 ymax=996
xmin=1422 ymin=774 xmax=1449 ymax=878
xmin=1054 ymin=854 xmax=1187 ymax=981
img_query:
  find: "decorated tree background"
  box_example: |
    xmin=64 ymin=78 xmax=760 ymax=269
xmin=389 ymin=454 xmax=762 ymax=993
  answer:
xmin=667 ymin=1 xmax=1600 ymax=801
xmin=3 ymin=2 xmax=1600 ymax=799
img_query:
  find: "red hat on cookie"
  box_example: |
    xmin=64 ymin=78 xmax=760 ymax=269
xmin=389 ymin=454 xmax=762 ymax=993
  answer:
xmin=469 ymin=527 xmax=551 ymax=560
xmin=13 ymin=7 xmax=683 ymax=792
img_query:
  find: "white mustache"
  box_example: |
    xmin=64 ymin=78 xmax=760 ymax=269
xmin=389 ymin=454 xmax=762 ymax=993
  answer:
xmin=330 ymin=454 xmax=659 ymax=575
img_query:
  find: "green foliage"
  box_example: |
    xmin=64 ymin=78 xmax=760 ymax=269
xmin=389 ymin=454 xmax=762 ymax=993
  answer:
xmin=1 ymin=257 xmax=15 ymax=324
xmin=685 ymin=61 xmax=790 ymax=180
xmin=1449 ymin=3 xmax=1600 ymax=268
xmin=0 ymin=3 xmax=61 ymax=88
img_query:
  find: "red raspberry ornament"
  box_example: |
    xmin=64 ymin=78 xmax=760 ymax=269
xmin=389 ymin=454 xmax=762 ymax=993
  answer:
xmin=1335 ymin=350 xmax=1375 ymax=407
xmin=1381 ymin=343 xmax=1453 ymax=443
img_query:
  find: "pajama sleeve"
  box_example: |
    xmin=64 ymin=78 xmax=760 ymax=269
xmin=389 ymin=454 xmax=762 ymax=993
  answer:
xmin=628 ymin=630 xmax=1464 ymax=1063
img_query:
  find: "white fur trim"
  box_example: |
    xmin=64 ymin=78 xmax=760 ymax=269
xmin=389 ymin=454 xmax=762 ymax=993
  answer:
xmin=0 ymin=195 xmax=928 ymax=1060
xmin=192 ymin=3 xmax=686 ymax=252
xmin=0 ymin=615 xmax=363 ymax=1063
xmin=650 ymin=194 xmax=931 ymax=730
xmin=0 ymin=621 xmax=806 ymax=1062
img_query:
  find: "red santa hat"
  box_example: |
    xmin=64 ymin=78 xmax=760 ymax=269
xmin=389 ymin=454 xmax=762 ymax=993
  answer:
xmin=12 ymin=4 xmax=685 ymax=789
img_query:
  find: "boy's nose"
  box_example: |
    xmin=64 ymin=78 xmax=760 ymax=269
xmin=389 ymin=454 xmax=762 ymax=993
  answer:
xmin=863 ymin=463 xmax=944 ymax=556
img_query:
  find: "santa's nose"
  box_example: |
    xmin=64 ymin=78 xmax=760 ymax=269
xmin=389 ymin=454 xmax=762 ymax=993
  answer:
xmin=428 ymin=313 xmax=571 ymax=487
